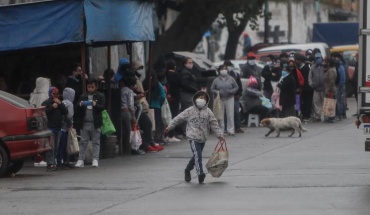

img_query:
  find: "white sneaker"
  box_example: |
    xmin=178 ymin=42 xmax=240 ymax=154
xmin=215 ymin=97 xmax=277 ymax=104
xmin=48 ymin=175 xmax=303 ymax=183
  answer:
xmin=168 ymin=137 xmax=181 ymax=142
xmin=92 ymin=159 xmax=98 ymax=167
xmin=75 ymin=160 xmax=84 ymax=168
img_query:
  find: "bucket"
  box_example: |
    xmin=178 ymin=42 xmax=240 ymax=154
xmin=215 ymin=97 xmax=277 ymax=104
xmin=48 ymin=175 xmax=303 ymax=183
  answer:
xmin=101 ymin=135 xmax=117 ymax=159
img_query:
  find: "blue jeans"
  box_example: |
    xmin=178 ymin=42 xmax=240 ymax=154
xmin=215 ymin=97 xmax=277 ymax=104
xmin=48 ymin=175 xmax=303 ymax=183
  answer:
xmin=46 ymin=129 xmax=61 ymax=165
xmin=336 ymin=84 xmax=345 ymax=118
xmin=186 ymin=140 xmax=205 ymax=176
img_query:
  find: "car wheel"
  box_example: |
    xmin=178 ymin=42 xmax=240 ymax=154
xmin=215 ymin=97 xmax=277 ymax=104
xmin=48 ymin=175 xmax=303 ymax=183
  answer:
xmin=6 ymin=160 xmax=24 ymax=175
xmin=0 ymin=145 xmax=9 ymax=177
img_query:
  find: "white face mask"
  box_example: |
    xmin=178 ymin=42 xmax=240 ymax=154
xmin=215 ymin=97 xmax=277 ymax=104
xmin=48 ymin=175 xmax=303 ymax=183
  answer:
xmin=248 ymin=60 xmax=256 ymax=65
xmin=185 ymin=63 xmax=193 ymax=70
xmin=220 ymin=70 xmax=228 ymax=76
xmin=195 ymin=98 xmax=206 ymax=109
xmin=266 ymin=61 xmax=272 ymax=66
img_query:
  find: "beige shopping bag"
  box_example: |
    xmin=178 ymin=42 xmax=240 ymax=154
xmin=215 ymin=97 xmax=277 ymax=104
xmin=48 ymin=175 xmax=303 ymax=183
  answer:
xmin=322 ymin=97 xmax=337 ymax=118
xmin=206 ymin=140 xmax=228 ymax=178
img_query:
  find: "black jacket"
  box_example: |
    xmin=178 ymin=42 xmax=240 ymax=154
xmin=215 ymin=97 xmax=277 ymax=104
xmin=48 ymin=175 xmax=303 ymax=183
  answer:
xmin=300 ymin=63 xmax=313 ymax=91
xmin=278 ymin=73 xmax=296 ymax=107
xmin=241 ymin=63 xmax=262 ymax=90
xmin=166 ymin=71 xmax=182 ymax=100
xmin=42 ymin=99 xmax=68 ymax=129
xmin=261 ymin=65 xmax=273 ymax=94
xmin=74 ymin=91 xmax=105 ymax=130
xmin=228 ymin=69 xmax=243 ymax=97
xmin=179 ymin=67 xmax=198 ymax=94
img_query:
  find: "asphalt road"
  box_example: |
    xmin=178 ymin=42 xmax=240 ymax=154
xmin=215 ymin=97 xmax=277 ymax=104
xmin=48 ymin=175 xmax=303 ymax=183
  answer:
xmin=1 ymin=98 xmax=370 ymax=215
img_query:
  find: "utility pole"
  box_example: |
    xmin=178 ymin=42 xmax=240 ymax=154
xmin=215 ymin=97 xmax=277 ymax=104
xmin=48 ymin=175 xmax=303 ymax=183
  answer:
xmin=264 ymin=0 xmax=269 ymax=43
xmin=316 ymin=0 xmax=321 ymax=23
xmin=287 ymin=0 xmax=292 ymax=43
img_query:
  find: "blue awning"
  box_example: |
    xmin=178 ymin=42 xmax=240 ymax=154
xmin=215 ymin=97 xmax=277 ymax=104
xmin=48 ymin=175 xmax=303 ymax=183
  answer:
xmin=0 ymin=1 xmax=84 ymax=51
xmin=84 ymin=0 xmax=155 ymax=43
xmin=0 ymin=0 xmax=155 ymax=52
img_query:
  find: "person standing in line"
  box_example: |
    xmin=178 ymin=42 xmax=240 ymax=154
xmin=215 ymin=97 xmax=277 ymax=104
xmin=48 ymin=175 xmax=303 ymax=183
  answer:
xmin=74 ymin=79 xmax=105 ymax=167
xmin=179 ymin=57 xmax=199 ymax=137
xmin=211 ymin=65 xmax=239 ymax=135
xmin=165 ymin=59 xmax=182 ymax=142
xmin=42 ymin=87 xmax=68 ymax=171
xmin=65 ymin=63 xmax=86 ymax=105
xmin=308 ymin=52 xmax=325 ymax=122
xmin=332 ymin=52 xmax=346 ymax=121
xmin=261 ymin=54 xmax=277 ymax=100
xmin=295 ymin=54 xmax=313 ymax=122
xmin=224 ymin=60 xmax=244 ymax=133
xmin=57 ymin=87 xmax=75 ymax=169
xmin=165 ymin=91 xmax=224 ymax=184
xmin=322 ymin=57 xmax=337 ymax=123
xmin=277 ymin=62 xmax=296 ymax=118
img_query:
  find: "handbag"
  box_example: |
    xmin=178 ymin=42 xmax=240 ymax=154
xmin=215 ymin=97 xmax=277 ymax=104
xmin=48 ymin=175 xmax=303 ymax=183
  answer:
xmin=206 ymin=140 xmax=228 ymax=178
xmin=213 ymin=91 xmax=223 ymax=120
xmin=161 ymin=99 xmax=172 ymax=126
xmin=130 ymin=123 xmax=142 ymax=151
xmin=101 ymin=110 xmax=116 ymax=135
xmin=322 ymin=97 xmax=337 ymax=117
xmin=67 ymin=128 xmax=79 ymax=155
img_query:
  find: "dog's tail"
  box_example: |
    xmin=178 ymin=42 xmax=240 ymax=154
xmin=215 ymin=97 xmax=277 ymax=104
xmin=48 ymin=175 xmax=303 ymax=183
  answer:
xmin=300 ymin=123 xmax=308 ymax=132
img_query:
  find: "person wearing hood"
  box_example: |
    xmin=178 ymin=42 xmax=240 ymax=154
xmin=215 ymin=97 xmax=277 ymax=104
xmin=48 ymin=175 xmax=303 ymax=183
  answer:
xmin=165 ymin=91 xmax=224 ymax=184
xmin=57 ymin=87 xmax=75 ymax=168
xmin=323 ymin=57 xmax=337 ymax=123
xmin=29 ymin=77 xmax=50 ymax=107
xmin=211 ymin=65 xmax=239 ymax=135
xmin=261 ymin=54 xmax=277 ymax=100
xmin=308 ymin=52 xmax=325 ymax=122
xmin=241 ymin=52 xmax=262 ymax=90
xmin=277 ymin=62 xmax=296 ymax=117
xmin=42 ymin=86 xmax=68 ymax=171
xmin=332 ymin=52 xmax=347 ymax=120
xmin=295 ymin=54 xmax=313 ymax=122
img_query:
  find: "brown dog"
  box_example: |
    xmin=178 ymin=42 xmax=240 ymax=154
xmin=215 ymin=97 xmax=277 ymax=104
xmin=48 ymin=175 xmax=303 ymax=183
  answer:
xmin=260 ymin=117 xmax=308 ymax=137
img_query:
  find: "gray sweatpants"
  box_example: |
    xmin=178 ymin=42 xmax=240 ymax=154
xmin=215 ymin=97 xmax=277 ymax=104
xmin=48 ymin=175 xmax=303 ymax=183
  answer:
xmin=312 ymin=90 xmax=324 ymax=120
xmin=79 ymin=122 xmax=101 ymax=160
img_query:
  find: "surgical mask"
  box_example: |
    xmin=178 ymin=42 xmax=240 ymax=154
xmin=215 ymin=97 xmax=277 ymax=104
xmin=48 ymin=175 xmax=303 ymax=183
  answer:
xmin=266 ymin=61 xmax=272 ymax=66
xmin=220 ymin=70 xmax=228 ymax=76
xmin=195 ymin=98 xmax=206 ymax=109
xmin=248 ymin=60 xmax=256 ymax=65
xmin=282 ymin=70 xmax=288 ymax=78
xmin=185 ymin=63 xmax=193 ymax=70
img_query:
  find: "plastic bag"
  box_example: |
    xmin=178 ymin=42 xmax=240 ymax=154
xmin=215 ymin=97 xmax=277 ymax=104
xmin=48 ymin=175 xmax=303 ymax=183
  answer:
xmin=101 ymin=110 xmax=116 ymax=135
xmin=161 ymin=99 xmax=172 ymax=126
xmin=213 ymin=91 xmax=223 ymax=120
xmin=130 ymin=124 xmax=142 ymax=151
xmin=206 ymin=140 xmax=228 ymax=178
xmin=67 ymin=128 xmax=79 ymax=155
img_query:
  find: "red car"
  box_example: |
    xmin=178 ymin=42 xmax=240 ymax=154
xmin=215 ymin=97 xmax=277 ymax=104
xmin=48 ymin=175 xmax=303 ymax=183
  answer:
xmin=0 ymin=90 xmax=52 ymax=176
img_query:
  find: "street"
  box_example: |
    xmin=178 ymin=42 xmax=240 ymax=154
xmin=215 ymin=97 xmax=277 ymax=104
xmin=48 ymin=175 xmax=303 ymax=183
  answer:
xmin=1 ymin=98 xmax=370 ymax=215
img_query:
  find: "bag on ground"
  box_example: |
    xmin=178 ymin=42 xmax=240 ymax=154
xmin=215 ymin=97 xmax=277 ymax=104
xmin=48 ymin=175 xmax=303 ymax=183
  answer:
xmin=161 ymin=99 xmax=172 ymax=126
xmin=213 ymin=91 xmax=223 ymax=120
xmin=130 ymin=123 xmax=142 ymax=150
xmin=101 ymin=110 xmax=116 ymax=135
xmin=67 ymin=128 xmax=79 ymax=155
xmin=206 ymin=140 xmax=228 ymax=178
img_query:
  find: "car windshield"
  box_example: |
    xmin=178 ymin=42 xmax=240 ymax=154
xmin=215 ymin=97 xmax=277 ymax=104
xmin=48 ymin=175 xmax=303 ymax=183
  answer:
xmin=0 ymin=90 xmax=34 ymax=108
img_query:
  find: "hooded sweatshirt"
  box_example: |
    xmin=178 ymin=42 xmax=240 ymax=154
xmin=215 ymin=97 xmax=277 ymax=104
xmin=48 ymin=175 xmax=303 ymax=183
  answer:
xmin=62 ymin=88 xmax=75 ymax=130
xmin=42 ymin=87 xmax=68 ymax=129
xmin=167 ymin=91 xmax=223 ymax=142
xmin=29 ymin=77 xmax=50 ymax=107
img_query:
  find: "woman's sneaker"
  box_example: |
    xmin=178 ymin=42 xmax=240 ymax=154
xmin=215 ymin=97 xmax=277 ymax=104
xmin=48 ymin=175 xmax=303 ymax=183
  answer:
xmin=75 ymin=160 xmax=84 ymax=168
xmin=167 ymin=137 xmax=181 ymax=142
xmin=146 ymin=146 xmax=158 ymax=153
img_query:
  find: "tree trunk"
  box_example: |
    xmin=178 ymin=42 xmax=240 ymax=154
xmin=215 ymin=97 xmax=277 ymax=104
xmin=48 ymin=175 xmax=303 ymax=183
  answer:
xmin=152 ymin=0 xmax=222 ymax=63
xmin=224 ymin=16 xmax=247 ymax=60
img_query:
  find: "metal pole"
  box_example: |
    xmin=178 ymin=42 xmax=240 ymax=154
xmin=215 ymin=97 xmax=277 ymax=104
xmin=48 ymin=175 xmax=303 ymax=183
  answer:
xmin=107 ymin=45 xmax=112 ymax=115
xmin=264 ymin=0 xmax=269 ymax=43
xmin=146 ymin=42 xmax=152 ymax=102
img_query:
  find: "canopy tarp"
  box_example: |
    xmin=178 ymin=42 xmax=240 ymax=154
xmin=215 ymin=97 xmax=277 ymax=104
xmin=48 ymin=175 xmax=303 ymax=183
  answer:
xmin=312 ymin=22 xmax=359 ymax=47
xmin=0 ymin=0 xmax=84 ymax=51
xmin=0 ymin=0 xmax=155 ymax=52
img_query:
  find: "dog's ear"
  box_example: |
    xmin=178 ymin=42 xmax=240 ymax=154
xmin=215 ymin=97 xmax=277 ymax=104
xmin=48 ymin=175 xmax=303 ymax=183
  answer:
xmin=262 ymin=119 xmax=270 ymax=125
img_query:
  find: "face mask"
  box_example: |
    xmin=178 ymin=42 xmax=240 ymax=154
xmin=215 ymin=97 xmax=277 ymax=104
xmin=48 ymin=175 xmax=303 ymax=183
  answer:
xmin=282 ymin=71 xmax=288 ymax=78
xmin=220 ymin=70 xmax=228 ymax=76
xmin=185 ymin=63 xmax=193 ymax=70
xmin=195 ymin=98 xmax=206 ymax=109
xmin=315 ymin=58 xmax=323 ymax=65
xmin=248 ymin=60 xmax=256 ymax=65
xmin=227 ymin=66 xmax=233 ymax=71
xmin=266 ymin=61 xmax=272 ymax=66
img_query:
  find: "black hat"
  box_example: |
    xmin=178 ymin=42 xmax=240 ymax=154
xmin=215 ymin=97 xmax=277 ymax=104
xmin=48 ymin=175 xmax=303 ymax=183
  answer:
xmin=223 ymin=60 xmax=234 ymax=67
xmin=295 ymin=54 xmax=306 ymax=61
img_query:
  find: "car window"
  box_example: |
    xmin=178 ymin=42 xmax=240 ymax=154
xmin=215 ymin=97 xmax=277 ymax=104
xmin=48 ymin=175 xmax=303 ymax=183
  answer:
xmin=0 ymin=90 xmax=34 ymax=108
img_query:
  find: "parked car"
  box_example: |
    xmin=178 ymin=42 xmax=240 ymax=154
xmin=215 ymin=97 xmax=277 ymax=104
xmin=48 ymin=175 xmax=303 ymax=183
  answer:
xmin=0 ymin=90 xmax=52 ymax=177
